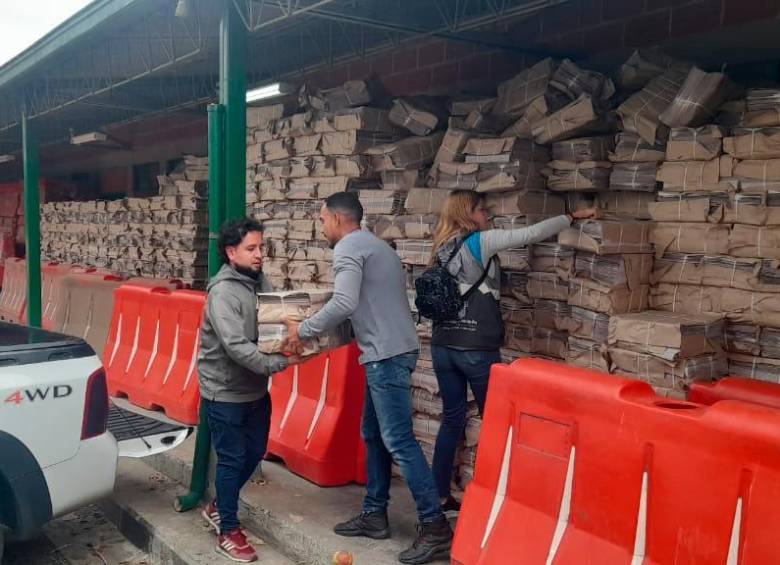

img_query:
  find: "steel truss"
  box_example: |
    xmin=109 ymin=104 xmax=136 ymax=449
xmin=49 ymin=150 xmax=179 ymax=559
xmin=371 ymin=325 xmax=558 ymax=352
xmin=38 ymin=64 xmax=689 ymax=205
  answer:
xmin=0 ymin=0 xmax=568 ymax=149
xmin=0 ymin=0 xmax=216 ymax=144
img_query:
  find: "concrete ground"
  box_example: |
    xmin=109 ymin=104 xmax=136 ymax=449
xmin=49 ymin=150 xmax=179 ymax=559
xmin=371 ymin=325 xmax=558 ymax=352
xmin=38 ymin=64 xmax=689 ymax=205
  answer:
xmin=4 ymin=505 xmax=149 ymax=565
xmin=117 ymin=436 xmax=451 ymax=565
xmin=106 ymin=460 xmax=295 ymax=565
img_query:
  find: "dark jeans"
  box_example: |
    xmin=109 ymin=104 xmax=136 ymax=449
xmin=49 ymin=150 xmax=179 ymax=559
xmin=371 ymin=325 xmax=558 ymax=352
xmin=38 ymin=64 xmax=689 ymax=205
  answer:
xmin=362 ymin=352 xmax=443 ymax=523
xmin=202 ymin=395 xmax=271 ymax=534
xmin=431 ymin=346 xmax=501 ymax=498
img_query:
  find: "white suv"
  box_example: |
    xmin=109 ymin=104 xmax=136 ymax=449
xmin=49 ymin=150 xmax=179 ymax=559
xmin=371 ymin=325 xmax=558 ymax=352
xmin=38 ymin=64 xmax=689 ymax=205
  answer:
xmin=0 ymin=321 xmax=190 ymax=559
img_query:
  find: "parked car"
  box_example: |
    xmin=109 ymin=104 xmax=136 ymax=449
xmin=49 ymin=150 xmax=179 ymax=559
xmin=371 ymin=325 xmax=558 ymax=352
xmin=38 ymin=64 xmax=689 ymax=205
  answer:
xmin=0 ymin=321 xmax=191 ymax=559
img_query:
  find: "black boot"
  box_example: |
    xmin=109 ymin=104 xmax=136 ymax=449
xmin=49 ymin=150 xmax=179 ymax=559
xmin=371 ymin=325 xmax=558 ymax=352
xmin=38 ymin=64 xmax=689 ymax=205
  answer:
xmin=334 ymin=511 xmax=391 ymax=540
xmin=398 ymin=515 xmax=453 ymax=564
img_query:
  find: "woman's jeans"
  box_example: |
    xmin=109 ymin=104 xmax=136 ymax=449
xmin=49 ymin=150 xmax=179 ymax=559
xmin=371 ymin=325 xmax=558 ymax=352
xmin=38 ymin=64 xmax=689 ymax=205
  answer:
xmin=431 ymin=346 xmax=501 ymax=498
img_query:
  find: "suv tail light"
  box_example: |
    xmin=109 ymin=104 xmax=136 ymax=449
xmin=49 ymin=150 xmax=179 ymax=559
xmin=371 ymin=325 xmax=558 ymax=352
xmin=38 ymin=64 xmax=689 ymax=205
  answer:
xmin=82 ymin=367 xmax=109 ymax=440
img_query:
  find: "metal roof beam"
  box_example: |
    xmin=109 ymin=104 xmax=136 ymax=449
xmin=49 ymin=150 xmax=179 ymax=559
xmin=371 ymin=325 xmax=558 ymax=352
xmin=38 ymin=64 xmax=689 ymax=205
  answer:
xmin=293 ymin=0 xmax=572 ymax=56
xmin=0 ymin=0 xmax=137 ymax=89
xmin=1 ymin=3 xmax=213 ymax=137
xmin=233 ymin=0 xmax=341 ymax=31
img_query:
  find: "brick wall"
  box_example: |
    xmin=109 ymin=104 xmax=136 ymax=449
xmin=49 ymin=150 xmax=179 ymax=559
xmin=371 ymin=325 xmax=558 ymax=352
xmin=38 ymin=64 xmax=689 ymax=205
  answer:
xmin=291 ymin=0 xmax=780 ymax=96
xmin=296 ymin=38 xmax=532 ymax=97
xmin=505 ymin=0 xmax=780 ymax=57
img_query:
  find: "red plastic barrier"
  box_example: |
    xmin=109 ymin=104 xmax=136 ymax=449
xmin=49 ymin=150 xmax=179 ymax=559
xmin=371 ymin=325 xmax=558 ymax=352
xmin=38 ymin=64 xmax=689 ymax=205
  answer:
xmin=689 ymin=377 xmax=780 ymax=411
xmin=452 ymin=358 xmax=780 ymax=565
xmin=106 ymin=284 xmax=205 ymax=425
xmin=0 ymin=257 xmax=27 ymax=323
xmin=268 ymin=342 xmax=367 ymax=486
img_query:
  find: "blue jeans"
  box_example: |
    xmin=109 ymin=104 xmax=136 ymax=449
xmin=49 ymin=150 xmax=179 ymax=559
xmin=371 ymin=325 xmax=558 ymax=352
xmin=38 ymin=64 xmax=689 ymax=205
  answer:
xmin=362 ymin=352 xmax=443 ymax=523
xmin=431 ymin=346 xmax=500 ymax=498
xmin=203 ymin=395 xmax=271 ymax=533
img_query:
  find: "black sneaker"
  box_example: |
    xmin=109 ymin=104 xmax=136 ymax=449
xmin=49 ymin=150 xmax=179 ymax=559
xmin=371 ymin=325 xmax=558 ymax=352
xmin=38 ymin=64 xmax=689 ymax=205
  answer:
xmin=441 ymin=496 xmax=461 ymax=518
xmin=333 ymin=511 xmax=390 ymax=540
xmin=398 ymin=515 xmax=453 ymax=564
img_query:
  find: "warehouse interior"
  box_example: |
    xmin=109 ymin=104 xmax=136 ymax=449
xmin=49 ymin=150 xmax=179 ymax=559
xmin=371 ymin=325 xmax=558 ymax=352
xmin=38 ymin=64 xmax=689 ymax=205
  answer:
xmin=3 ymin=0 xmax=780 ymax=510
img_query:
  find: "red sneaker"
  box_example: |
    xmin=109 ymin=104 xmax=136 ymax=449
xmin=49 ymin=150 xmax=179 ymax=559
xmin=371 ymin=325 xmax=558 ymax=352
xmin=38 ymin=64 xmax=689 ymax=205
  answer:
xmin=202 ymin=500 xmax=220 ymax=533
xmin=216 ymin=528 xmax=258 ymax=563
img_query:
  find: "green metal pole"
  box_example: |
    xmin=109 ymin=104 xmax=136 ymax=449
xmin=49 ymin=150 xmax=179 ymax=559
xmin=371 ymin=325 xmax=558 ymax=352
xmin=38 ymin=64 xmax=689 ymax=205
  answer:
xmin=207 ymin=104 xmax=226 ymax=274
xmin=220 ymin=0 xmax=246 ymax=220
xmin=22 ymin=112 xmax=41 ymax=328
xmin=175 ymin=0 xmax=248 ymax=509
xmin=175 ymin=104 xmax=226 ymax=513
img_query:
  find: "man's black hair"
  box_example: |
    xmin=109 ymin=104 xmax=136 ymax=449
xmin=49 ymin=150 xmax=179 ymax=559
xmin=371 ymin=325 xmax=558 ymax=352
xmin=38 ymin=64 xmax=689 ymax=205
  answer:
xmin=218 ymin=217 xmax=265 ymax=264
xmin=324 ymin=191 xmax=363 ymax=225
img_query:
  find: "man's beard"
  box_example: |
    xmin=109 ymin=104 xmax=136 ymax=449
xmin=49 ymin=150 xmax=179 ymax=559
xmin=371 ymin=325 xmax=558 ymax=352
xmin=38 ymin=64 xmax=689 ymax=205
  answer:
xmin=234 ymin=264 xmax=261 ymax=280
xmin=324 ymin=233 xmax=339 ymax=249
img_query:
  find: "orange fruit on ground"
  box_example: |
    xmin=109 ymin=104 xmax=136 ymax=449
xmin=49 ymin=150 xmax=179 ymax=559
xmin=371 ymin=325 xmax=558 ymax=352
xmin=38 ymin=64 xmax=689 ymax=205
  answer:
xmin=333 ymin=550 xmax=354 ymax=564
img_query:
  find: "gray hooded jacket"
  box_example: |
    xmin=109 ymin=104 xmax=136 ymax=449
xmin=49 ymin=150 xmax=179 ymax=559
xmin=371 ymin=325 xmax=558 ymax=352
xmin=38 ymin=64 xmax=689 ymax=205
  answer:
xmin=197 ymin=264 xmax=288 ymax=403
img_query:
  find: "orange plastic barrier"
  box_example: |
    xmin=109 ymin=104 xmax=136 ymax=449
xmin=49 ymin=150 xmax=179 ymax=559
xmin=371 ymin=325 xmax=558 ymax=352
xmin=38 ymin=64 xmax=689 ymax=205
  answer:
xmin=0 ymin=257 xmax=27 ymax=323
xmin=452 ymin=358 xmax=780 ymax=565
xmin=0 ymin=232 xmax=14 ymax=283
xmin=52 ymin=272 xmax=181 ymax=358
xmin=56 ymin=273 xmax=129 ymax=358
xmin=106 ymin=284 xmax=205 ymax=425
xmin=689 ymin=377 xmax=780 ymax=411
xmin=268 ymin=342 xmax=367 ymax=486
xmin=41 ymin=262 xmax=76 ymax=330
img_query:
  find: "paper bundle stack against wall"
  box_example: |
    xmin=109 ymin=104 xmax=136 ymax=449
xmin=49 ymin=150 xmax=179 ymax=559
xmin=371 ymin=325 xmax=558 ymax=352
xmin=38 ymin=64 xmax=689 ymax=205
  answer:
xmin=600 ymin=131 xmax=664 ymax=221
xmin=608 ymin=311 xmax=727 ymax=398
xmin=645 ymin=92 xmax=780 ymax=383
xmin=41 ymin=156 xmax=209 ymax=286
xmin=553 ymin=220 xmax=654 ymax=371
xmin=599 ymin=54 xmax=689 ymax=223
xmin=245 ymin=87 xmax=404 ymax=291
xmin=551 ymin=58 xmax=659 ymax=365
xmin=515 ymin=56 xmax=655 ymax=372
xmin=547 ymin=136 xmax=614 ymax=193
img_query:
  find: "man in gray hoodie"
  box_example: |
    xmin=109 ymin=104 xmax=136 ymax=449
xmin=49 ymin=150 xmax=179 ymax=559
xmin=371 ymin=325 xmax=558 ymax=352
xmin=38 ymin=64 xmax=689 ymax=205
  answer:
xmin=198 ymin=217 xmax=289 ymax=563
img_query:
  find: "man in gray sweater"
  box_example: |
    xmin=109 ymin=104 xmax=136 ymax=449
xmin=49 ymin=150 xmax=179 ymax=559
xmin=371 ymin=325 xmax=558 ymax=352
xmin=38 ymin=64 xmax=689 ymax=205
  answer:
xmin=198 ymin=218 xmax=290 ymax=563
xmin=284 ymin=192 xmax=452 ymax=565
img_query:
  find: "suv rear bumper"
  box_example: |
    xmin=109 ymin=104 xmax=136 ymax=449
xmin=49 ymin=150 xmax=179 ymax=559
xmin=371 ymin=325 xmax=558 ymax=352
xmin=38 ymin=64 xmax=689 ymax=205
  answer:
xmin=43 ymin=432 xmax=118 ymax=518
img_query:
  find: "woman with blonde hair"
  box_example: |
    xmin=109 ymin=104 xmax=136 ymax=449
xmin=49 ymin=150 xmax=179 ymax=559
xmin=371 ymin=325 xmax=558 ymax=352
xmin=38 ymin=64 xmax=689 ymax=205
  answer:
xmin=427 ymin=190 xmax=596 ymax=513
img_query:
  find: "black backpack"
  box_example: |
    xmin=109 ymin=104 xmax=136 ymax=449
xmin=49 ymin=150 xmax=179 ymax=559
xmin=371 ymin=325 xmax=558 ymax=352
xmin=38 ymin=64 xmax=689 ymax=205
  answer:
xmin=414 ymin=236 xmax=492 ymax=322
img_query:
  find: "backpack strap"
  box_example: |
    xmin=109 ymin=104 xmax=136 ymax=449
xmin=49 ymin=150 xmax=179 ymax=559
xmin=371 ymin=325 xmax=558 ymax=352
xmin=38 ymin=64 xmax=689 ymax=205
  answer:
xmin=463 ymin=255 xmax=496 ymax=300
xmin=439 ymin=232 xmax=494 ymax=299
xmin=442 ymin=236 xmax=468 ymax=267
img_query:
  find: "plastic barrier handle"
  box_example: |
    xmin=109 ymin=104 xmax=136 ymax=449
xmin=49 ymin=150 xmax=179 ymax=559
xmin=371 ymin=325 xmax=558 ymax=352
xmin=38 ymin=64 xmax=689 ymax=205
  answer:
xmin=151 ymin=287 xmax=172 ymax=295
xmin=653 ymin=399 xmax=705 ymax=412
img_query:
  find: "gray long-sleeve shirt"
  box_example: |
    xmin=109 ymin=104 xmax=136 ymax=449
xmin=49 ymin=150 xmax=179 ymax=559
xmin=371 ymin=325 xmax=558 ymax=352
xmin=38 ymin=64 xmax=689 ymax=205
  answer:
xmin=298 ymin=229 xmax=419 ymax=364
xmin=437 ymin=214 xmax=572 ymax=293
xmin=432 ymin=214 xmax=572 ymax=349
